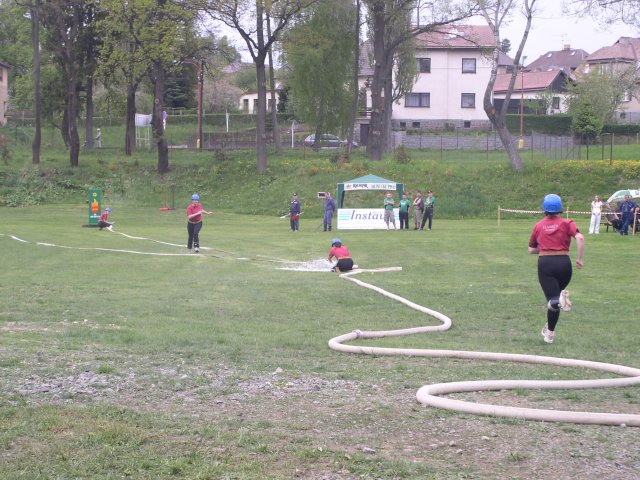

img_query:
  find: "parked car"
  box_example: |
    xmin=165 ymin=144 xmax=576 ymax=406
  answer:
xmin=303 ymin=134 xmax=358 ymax=149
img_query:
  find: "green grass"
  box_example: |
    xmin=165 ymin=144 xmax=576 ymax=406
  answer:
xmin=1 ymin=137 xmax=640 ymax=478
xmin=1 ymin=202 xmax=639 ymax=479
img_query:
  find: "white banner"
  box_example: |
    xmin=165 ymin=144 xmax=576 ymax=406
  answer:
xmin=344 ymin=182 xmax=396 ymax=191
xmin=337 ymin=208 xmax=400 ymax=230
xmin=135 ymin=113 xmax=152 ymax=127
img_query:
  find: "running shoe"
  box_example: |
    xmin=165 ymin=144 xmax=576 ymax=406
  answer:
xmin=541 ymin=326 xmax=555 ymax=344
xmin=559 ymin=290 xmax=572 ymax=312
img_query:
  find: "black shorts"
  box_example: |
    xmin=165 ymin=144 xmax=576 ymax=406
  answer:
xmin=336 ymin=258 xmax=354 ymax=272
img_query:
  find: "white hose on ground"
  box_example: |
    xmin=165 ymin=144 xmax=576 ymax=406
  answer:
xmin=328 ymin=268 xmax=640 ymax=427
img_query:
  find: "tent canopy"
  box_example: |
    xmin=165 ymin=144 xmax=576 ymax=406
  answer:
xmin=607 ymin=189 xmax=640 ymax=205
xmin=337 ymin=174 xmax=404 ymax=208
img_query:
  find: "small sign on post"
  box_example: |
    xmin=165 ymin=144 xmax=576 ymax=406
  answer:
xmin=88 ymin=189 xmax=101 ymax=226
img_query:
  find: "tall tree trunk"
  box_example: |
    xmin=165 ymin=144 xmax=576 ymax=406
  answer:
xmin=255 ymin=1 xmax=267 ymax=173
xmin=85 ymin=76 xmax=94 ymax=148
xmin=153 ymin=61 xmax=169 ymax=174
xmin=30 ymin=2 xmax=41 ymax=165
xmin=346 ymin=0 xmax=360 ymax=155
xmin=266 ymin=15 xmax=281 ymax=155
xmin=125 ymin=82 xmax=137 ymax=156
xmin=367 ymin=1 xmax=387 ymax=161
xmin=68 ymin=72 xmax=80 ymax=167
xmin=61 ymin=108 xmax=70 ymax=149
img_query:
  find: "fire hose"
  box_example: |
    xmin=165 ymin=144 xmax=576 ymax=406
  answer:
xmin=328 ymin=268 xmax=640 ymax=427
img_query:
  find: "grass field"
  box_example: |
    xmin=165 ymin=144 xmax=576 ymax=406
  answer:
xmin=1 ymin=203 xmax=639 ymax=479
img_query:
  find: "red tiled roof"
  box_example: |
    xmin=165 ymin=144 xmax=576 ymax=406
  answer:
xmin=586 ymin=37 xmax=640 ymax=62
xmin=527 ymin=48 xmax=589 ymax=72
xmin=415 ymin=24 xmax=495 ymax=49
xmin=493 ymin=70 xmax=567 ymax=93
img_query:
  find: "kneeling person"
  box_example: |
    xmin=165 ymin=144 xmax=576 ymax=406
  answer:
xmin=328 ymin=238 xmax=354 ymax=272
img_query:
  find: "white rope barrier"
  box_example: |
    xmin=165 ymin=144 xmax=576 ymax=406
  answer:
xmin=329 ymin=269 xmax=640 ymax=427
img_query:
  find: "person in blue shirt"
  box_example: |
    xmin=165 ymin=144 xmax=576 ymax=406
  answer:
xmin=323 ymin=192 xmax=336 ymax=231
xmin=618 ymin=195 xmax=638 ymax=235
xmin=289 ymin=193 xmax=301 ymax=231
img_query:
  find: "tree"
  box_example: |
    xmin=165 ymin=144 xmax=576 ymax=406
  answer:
xmin=282 ymin=0 xmax=357 ymax=150
xmin=565 ymin=66 xmax=639 ymax=123
xmin=363 ymin=0 xmax=477 ymax=161
xmin=8 ymin=0 xmax=43 ymax=164
xmin=480 ymin=0 xmax=537 ymax=173
xmin=40 ymin=0 xmax=97 ymax=167
xmin=205 ymin=0 xmax=317 ymax=174
xmin=571 ymin=99 xmax=602 ymax=143
xmin=566 ymin=0 xmax=640 ymax=30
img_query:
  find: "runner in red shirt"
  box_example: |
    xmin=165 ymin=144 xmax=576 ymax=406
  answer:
xmin=186 ymin=194 xmax=212 ymax=253
xmin=528 ymin=194 xmax=584 ymax=344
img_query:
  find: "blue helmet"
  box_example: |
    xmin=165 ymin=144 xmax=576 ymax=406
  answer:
xmin=105 ymin=207 xmax=111 ymax=212
xmin=191 ymin=194 xmax=200 ymax=201
xmin=331 ymin=238 xmax=341 ymax=246
xmin=542 ymin=194 xmax=563 ymax=213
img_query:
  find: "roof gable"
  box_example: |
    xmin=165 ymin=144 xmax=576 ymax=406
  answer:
xmin=493 ymin=70 xmax=569 ymax=94
xmin=586 ymin=37 xmax=640 ymax=62
xmin=415 ymin=24 xmax=494 ymax=50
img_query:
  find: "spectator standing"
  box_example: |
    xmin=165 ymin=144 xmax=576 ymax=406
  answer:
xmin=95 ymin=128 xmax=102 ymax=148
xmin=412 ymin=192 xmax=424 ymax=230
xmin=289 ymin=193 xmax=301 ymax=231
xmin=323 ymin=192 xmax=336 ymax=231
xmin=528 ymin=194 xmax=584 ymax=344
xmin=420 ymin=190 xmax=435 ymax=230
xmin=618 ymin=194 xmax=638 ymax=236
xmin=588 ymin=195 xmax=604 ymax=234
xmin=399 ymin=193 xmax=411 ymax=230
xmin=383 ymin=192 xmax=396 ymax=230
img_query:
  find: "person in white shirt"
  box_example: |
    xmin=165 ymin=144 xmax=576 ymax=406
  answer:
xmin=588 ymin=195 xmax=604 ymax=234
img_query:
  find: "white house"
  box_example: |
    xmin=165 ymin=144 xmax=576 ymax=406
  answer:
xmin=239 ymin=82 xmax=281 ymax=114
xmin=0 ymin=61 xmax=11 ymax=126
xmin=394 ymin=24 xmax=500 ymax=130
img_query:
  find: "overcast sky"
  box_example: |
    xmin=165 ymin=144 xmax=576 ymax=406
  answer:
xmin=219 ymin=3 xmax=638 ymax=66
xmin=498 ymin=4 xmax=638 ymax=63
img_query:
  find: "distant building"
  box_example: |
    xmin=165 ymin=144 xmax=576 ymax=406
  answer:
xmin=0 ymin=61 xmax=11 ymax=126
xmin=579 ymin=37 xmax=640 ymax=123
xmin=526 ymin=45 xmax=589 ymax=74
xmin=493 ymin=70 xmax=573 ymax=115
xmin=356 ymin=24 xmax=512 ymax=141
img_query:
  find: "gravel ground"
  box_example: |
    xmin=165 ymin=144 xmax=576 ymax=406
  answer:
xmin=3 ymin=335 xmax=639 ymax=480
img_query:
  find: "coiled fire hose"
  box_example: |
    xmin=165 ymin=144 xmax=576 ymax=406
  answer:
xmin=328 ymin=268 xmax=640 ymax=427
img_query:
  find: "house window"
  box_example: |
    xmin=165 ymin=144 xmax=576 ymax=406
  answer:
xmin=399 ymin=121 xmax=407 ymax=129
xmin=417 ymin=58 xmax=431 ymax=73
xmin=412 ymin=122 xmax=421 ymax=129
xmin=622 ymin=91 xmax=631 ymax=102
xmin=461 ymin=93 xmax=475 ymax=108
xmin=552 ymin=97 xmax=560 ymax=109
xmin=243 ymin=99 xmax=249 ymax=112
xmin=463 ymin=121 xmax=471 ymax=128
xmin=598 ymin=63 xmax=611 ymax=74
xmin=253 ymin=99 xmax=258 ymax=112
xmin=405 ymin=92 xmax=430 ymax=107
xmin=462 ymin=58 xmax=476 ymax=73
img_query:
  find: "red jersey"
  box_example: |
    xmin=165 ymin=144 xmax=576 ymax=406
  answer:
xmin=187 ymin=203 xmax=203 ymax=223
xmin=329 ymin=245 xmax=351 ymax=259
xmin=529 ymin=216 xmax=579 ymax=252
xmin=99 ymin=211 xmax=109 ymax=222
